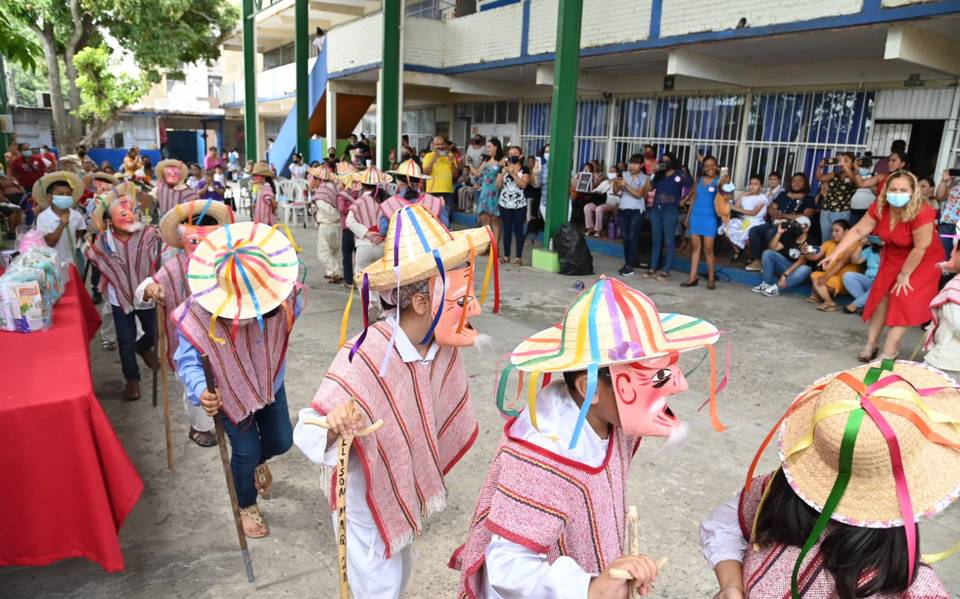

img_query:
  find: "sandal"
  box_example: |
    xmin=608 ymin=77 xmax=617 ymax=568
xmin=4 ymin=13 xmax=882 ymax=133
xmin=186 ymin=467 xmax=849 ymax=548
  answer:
xmin=255 ymin=463 xmax=273 ymax=496
xmin=844 ymin=305 xmax=860 ymax=315
xmin=656 ymin=272 xmax=671 ymax=282
xmin=188 ymin=427 xmax=217 ymax=447
xmin=641 ymin=270 xmax=657 ymax=279
xmin=805 ymin=296 xmax=821 ymax=304
xmin=858 ymin=345 xmax=879 ymax=363
xmin=512 ymin=257 xmax=522 ymax=266
xmin=239 ymin=504 xmax=269 ymax=538
xmin=499 ymin=256 xmax=509 ymax=265
xmin=817 ymin=303 xmax=837 ymax=312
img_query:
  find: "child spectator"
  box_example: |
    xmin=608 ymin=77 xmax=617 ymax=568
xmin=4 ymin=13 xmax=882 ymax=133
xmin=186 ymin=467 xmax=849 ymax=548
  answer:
xmin=765 ymin=170 xmax=783 ymax=201
xmin=584 ymin=165 xmax=621 ymax=238
xmin=725 ymin=174 xmax=769 ymax=262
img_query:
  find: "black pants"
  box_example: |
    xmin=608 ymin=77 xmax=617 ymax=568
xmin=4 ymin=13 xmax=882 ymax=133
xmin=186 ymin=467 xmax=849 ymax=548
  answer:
xmin=500 ymin=206 xmax=527 ymax=259
xmin=341 ymin=228 xmax=355 ymax=284
xmin=112 ymin=305 xmax=156 ymax=382
xmin=748 ymin=223 xmax=776 ymax=260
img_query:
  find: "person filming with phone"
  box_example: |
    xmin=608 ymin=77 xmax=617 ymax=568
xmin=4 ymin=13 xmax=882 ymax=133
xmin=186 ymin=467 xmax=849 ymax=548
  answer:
xmin=935 ymin=167 xmax=960 ymax=260
xmin=815 ymin=153 xmax=858 ymax=239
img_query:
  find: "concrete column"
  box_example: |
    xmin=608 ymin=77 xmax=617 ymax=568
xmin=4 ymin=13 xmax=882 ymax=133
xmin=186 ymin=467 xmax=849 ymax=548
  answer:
xmin=326 ymin=83 xmax=337 ymax=158
xmin=935 ymin=84 xmax=960 ymax=175
xmin=535 ymin=0 xmax=583 ymax=272
xmin=242 ymin=0 xmax=258 ymax=163
xmin=379 ymin=0 xmax=403 ymax=171
xmin=295 ymin=0 xmax=310 ymax=162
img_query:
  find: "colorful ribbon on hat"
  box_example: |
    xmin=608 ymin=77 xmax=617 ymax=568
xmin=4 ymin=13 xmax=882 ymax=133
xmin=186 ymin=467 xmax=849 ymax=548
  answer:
xmin=457 ymin=235 xmax=477 ymax=334
xmin=479 ymin=225 xmax=501 ymax=313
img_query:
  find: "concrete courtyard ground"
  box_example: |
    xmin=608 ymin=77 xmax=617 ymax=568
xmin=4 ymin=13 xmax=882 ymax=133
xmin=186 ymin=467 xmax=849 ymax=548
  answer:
xmin=3 ymin=222 xmax=958 ymax=598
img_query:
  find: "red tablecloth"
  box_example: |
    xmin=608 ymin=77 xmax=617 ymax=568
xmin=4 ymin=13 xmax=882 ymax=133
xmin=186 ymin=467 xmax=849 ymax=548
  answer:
xmin=0 ymin=265 xmax=143 ymax=572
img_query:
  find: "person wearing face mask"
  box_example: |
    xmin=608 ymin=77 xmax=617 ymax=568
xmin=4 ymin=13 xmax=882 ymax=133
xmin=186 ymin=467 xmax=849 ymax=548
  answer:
xmin=497 ymin=146 xmax=533 ymax=266
xmin=85 ymin=185 xmax=163 ymax=401
xmin=584 ymin=167 xmax=622 ymax=238
xmin=136 ymin=200 xmax=234 ymax=447
xmin=822 ymin=171 xmax=944 ymax=362
xmin=8 ymin=143 xmax=49 ymax=192
xmin=174 ymin=221 xmax=303 ymax=538
xmin=33 ymin=172 xmax=87 ymax=269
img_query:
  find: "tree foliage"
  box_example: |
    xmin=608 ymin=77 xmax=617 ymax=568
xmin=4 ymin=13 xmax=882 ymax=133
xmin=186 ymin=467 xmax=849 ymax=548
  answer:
xmin=0 ymin=4 xmax=43 ymax=71
xmin=5 ymin=0 xmax=238 ymax=150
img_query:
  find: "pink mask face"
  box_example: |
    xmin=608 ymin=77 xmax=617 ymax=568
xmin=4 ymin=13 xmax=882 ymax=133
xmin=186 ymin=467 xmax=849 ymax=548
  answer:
xmin=108 ymin=198 xmax=139 ymax=232
xmin=431 ymin=266 xmax=481 ymax=347
xmin=163 ymin=166 xmax=181 ymax=185
xmin=610 ymin=353 xmax=688 ymax=437
xmin=253 ymin=175 xmax=264 ymax=183
xmin=179 ymin=224 xmax=218 ymax=256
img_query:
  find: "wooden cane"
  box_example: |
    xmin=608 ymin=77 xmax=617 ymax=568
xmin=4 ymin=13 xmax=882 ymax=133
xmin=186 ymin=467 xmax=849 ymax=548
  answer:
xmin=627 ymin=505 xmax=640 ymax=596
xmin=151 ymin=240 xmax=161 ymax=408
xmin=303 ymin=405 xmax=384 ymax=599
xmin=200 ymin=354 xmax=256 ymax=584
xmin=158 ymin=303 xmax=174 ymax=471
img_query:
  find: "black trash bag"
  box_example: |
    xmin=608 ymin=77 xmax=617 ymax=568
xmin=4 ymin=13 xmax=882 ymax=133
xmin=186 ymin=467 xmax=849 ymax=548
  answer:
xmin=552 ymin=222 xmax=594 ymax=276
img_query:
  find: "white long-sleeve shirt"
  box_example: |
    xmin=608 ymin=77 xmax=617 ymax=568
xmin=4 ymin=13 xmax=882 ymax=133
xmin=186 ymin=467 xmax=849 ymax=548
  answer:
xmin=482 ymin=382 xmax=611 ymax=599
xmin=699 ymin=494 xmax=749 ymax=569
xmin=346 ymin=209 xmax=376 ymax=247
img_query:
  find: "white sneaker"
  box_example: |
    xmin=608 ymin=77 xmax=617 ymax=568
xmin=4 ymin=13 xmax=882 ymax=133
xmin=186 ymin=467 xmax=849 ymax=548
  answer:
xmin=751 ymin=282 xmax=766 ymax=293
xmin=761 ymin=283 xmax=780 ymax=297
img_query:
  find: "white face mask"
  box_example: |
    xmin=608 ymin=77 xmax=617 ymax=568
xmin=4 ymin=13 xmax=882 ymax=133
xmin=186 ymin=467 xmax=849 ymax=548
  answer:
xmin=607 ymin=172 xmax=617 ymax=180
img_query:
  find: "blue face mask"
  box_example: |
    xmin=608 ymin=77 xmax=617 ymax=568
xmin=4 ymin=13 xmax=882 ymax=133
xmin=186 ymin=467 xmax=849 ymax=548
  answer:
xmin=52 ymin=195 xmax=74 ymax=210
xmin=886 ymin=192 xmax=911 ymax=208
xmin=858 ymin=167 xmax=871 ymax=178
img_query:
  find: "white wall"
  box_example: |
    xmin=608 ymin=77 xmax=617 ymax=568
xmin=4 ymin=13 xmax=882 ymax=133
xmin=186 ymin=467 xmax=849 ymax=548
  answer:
xmin=405 ymin=18 xmax=446 ymax=68
xmin=11 ymin=109 xmax=54 ymax=149
xmin=528 ymin=0 xmax=651 ymax=55
xmin=443 ymin=6 xmax=523 ymax=65
xmin=327 ymin=13 xmax=383 ymax=74
xmin=659 ymin=0 xmax=862 ymax=37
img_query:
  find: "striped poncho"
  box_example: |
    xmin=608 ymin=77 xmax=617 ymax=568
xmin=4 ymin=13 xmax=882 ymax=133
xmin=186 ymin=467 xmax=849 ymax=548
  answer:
xmin=155 ymin=182 xmax=199 ymax=216
xmin=450 ymin=419 xmax=640 ymax=599
xmin=86 ymin=226 xmax=161 ymax=315
xmin=312 ymin=322 xmax=477 ymax=557
xmin=380 ymin=193 xmax=445 ymax=222
xmin=173 ymin=292 xmax=298 ymax=424
xmin=736 ymin=474 xmax=949 ymax=599
xmin=253 ymin=184 xmax=276 ymax=225
xmin=151 ymin=252 xmax=190 ymax=368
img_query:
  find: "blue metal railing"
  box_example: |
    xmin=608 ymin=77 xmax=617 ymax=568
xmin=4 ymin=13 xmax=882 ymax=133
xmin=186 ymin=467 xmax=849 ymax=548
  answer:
xmin=268 ymin=45 xmax=327 ymax=177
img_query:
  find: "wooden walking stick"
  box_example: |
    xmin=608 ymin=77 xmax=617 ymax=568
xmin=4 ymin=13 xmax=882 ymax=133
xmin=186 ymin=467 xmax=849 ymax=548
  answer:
xmin=302 ymin=401 xmax=384 ymax=599
xmin=151 ymin=239 xmax=162 ymax=408
xmin=158 ymin=304 xmax=174 ymax=471
xmin=609 ymin=505 xmax=668 ymax=596
xmin=200 ymin=354 xmax=256 ymax=584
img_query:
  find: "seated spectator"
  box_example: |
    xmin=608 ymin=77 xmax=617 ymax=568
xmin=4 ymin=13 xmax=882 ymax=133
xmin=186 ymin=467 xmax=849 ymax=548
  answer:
xmin=752 ymin=216 xmax=812 ymax=297
xmin=722 ymin=174 xmax=769 ymax=261
xmin=840 ymin=235 xmax=882 ymax=315
xmin=584 ymin=166 xmax=621 ymax=238
xmin=745 ymin=172 xmax=816 ymax=271
xmin=807 ymin=219 xmax=859 ymax=311
xmin=765 ymin=170 xmax=783 ymax=201
xmin=186 ymin=163 xmax=202 ymax=188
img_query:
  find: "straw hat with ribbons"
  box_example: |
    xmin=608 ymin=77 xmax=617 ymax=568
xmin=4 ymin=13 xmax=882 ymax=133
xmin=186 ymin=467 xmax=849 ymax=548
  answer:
xmin=185 ymin=221 xmax=301 ymax=344
xmin=354 ymin=166 xmax=393 ymax=187
xmin=743 ymin=360 xmax=960 ymax=598
xmin=158 ymin=199 xmax=235 ymax=248
xmin=388 ymin=159 xmax=431 ymax=181
xmin=498 ymin=276 xmax=723 ymax=448
xmin=156 ymin=159 xmax=188 ymax=183
xmin=31 ymin=171 xmax=84 ymax=209
xmin=93 ymin=172 xmax=120 ymax=187
xmin=310 ymin=163 xmax=336 ymax=182
xmin=342 ymin=204 xmax=500 ymax=372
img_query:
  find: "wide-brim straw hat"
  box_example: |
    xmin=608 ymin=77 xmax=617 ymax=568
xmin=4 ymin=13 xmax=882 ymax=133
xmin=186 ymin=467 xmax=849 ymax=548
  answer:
xmin=510 ymin=277 xmax=719 ymax=373
xmin=360 ymin=204 xmax=491 ymax=291
xmin=91 ymin=181 xmax=155 ymax=232
xmin=156 ymin=159 xmax=189 ymax=183
xmin=778 ymin=361 xmax=960 ymax=526
xmin=310 ymin=163 xmax=335 ymax=181
xmin=250 ymin=161 xmax=273 ymax=178
xmin=58 ymin=154 xmax=83 ymax=173
xmin=159 ymin=199 xmax=235 ymax=248
xmin=187 ymin=221 xmax=299 ymax=324
xmin=93 ymin=172 xmax=120 ymax=187
xmin=355 ymin=166 xmax=393 ymax=186
xmin=388 ymin=159 xmax=431 ymax=180
xmin=32 ymin=171 xmax=84 ymax=209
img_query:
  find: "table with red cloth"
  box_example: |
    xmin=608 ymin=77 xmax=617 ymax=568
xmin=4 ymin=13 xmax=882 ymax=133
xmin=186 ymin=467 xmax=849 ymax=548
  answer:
xmin=0 ymin=264 xmax=143 ymax=572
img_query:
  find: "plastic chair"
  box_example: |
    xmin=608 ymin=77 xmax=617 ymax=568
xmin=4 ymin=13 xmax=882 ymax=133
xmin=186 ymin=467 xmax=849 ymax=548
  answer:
xmin=237 ymin=176 xmax=253 ymax=218
xmin=277 ymin=178 xmax=309 ymax=227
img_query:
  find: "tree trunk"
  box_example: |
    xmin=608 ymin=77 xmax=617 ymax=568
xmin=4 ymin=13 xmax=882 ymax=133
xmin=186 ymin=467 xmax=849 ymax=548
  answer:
xmin=63 ymin=0 xmax=86 ymax=149
xmin=32 ymin=24 xmax=80 ymax=153
xmin=81 ymin=118 xmax=115 ymax=149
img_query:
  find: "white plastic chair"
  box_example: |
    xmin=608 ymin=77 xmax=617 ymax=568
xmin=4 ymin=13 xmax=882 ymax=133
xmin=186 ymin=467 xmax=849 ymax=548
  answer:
xmin=279 ymin=178 xmax=310 ymax=228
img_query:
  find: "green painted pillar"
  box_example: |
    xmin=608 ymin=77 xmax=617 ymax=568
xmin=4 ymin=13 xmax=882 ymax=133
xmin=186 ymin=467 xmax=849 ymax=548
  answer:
xmin=534 ymin=0 xmax=583 ymax=273
xmin=295 ymin=0 xmax=310 ymax=162
xmin=242 ymin=0 xmax=258 ymax=163
xmin=380 ymin=0 xmax=402 ymax=171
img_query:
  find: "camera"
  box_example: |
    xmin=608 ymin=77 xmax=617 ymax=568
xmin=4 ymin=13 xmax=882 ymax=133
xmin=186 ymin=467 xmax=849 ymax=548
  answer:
xmin=825 ymin=158 xmax=839 ymax=166
xmin=780 ymin=220 xmax=802 ymax=236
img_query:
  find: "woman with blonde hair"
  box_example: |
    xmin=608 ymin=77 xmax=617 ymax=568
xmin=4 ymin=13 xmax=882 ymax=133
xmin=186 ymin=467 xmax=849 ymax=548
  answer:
xmin=823 ymin=170 xmax=944 ymax=362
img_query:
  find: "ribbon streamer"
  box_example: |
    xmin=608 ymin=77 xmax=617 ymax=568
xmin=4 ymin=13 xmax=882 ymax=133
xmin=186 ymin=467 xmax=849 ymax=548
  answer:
xmin=339 ymin=284 xmax=355 ymax=349
xmin=568 ymin=284 xmax=604 ymax=448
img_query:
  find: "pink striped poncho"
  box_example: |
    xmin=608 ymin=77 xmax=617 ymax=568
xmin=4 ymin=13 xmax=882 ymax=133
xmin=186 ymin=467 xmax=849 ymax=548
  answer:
xmin=86 ymin=226 xmax=161 ymax=315
xmin=253 ymin=184 xmax=276 ymax=225
xmin=349 ymin=192 xmax=380 ymax=232
xmin=312 ymin=322 xmax=477 ymax=557
xmin=151 ymin=252 xmax=189 ymax=368
xmin=736 ymin=475 xmax=949 ymax=599
xmin=155 ymin=183 xmax=200 ymax=216
xmin=380 ymin=193 xmax=445 ymax=222
xmin=173 ymin=292 xmax=298 ymax=424
xmin=450 ymin=420 xmax=640 ymax=599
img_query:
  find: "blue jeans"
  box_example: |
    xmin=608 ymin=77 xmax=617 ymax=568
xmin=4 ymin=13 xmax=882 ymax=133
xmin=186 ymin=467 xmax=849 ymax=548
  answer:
xmin=748 ymin=223 xmax=775 ymax=260
xmin=341 ymin=228 xmax=355 ymax=284
xmin=111 ymin=305 xmax=156 ymax=381
xmin=437 ymin=192 xmax=455 ymax=222
xmin=500 ymin=205 xmax=527 ymax=259
xmin=761 ymin=250 xmax=811 ymax=289
xmin=619 ymin=208 xmax=644 ymax=268
xmin=222 ymin=383 xmax=294 ymax=508
xmin=843 ymin=272 xmax=873 ymax=308
xmin=650 ymin=203 xmax=679 ymax=273
xmin=939 ymin=222 xmax=956 ymax=261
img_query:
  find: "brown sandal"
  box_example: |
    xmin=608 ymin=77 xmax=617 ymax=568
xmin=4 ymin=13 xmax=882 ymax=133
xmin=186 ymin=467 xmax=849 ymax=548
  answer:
xmin=817 ymin=303 xmax=837 ymax=312
xmin=254 ymin=463 xmax=273 ymax=496
xmin=239 ymin=504 xmax=269 ymax=538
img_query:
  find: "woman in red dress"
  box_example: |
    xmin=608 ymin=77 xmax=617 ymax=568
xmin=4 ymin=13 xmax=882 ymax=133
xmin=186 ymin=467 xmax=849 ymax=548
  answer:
xmin=823 ymin=170 xmax=943 ymax=361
